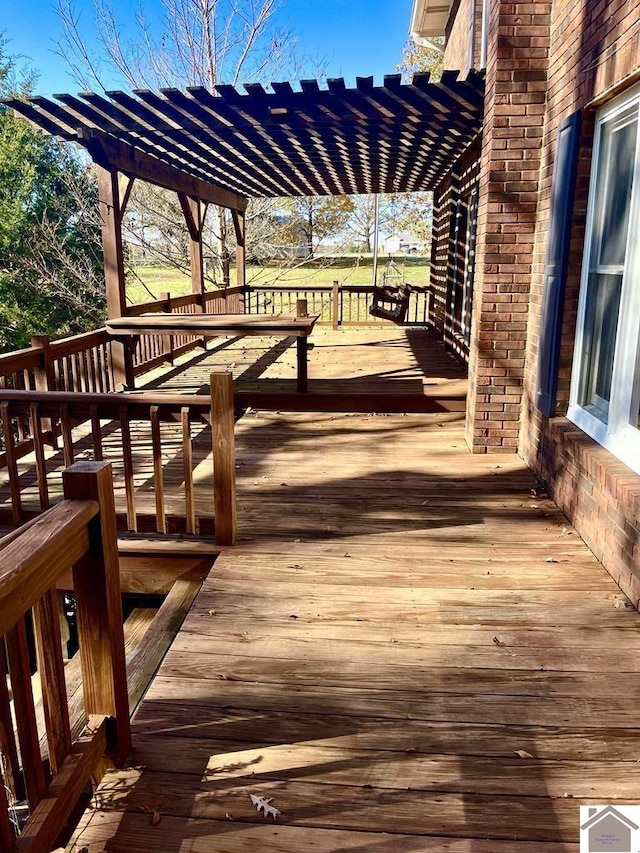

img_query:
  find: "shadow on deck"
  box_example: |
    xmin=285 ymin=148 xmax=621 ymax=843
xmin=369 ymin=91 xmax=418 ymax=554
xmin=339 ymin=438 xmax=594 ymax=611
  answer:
xmin=66 ymin=345 xmax=640 ymax=850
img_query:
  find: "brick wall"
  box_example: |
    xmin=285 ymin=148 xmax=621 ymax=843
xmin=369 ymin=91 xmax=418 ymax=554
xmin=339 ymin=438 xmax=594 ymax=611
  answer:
xmin=465 ymin=0 xmax=553 ymax=453
xmin=520 ymin=0 xmax=640 ymax=603
xmin=444 ymin=0 xmax=473 ymax=73
xmin=429 ymin=136 xmax=482 ymax=361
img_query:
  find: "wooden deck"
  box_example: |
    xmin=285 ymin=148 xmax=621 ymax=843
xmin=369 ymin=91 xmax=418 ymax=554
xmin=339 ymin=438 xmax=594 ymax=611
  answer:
xmin=0 ymin=327 xmax=467 ymax=527
xmin=67 ymin=392 xmax=640 ymax=847
xmin=139 ymin=325 xmax=467 ymax=400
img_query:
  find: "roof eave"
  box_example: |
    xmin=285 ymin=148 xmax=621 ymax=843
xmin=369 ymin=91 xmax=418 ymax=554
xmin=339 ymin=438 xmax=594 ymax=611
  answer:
xmin=410 ymin=0 xmax=454 ymax=38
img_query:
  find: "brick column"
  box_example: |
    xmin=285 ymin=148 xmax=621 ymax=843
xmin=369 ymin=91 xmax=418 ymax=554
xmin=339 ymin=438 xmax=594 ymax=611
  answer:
xmin=465 ymin=0 xmax=551 ymax=452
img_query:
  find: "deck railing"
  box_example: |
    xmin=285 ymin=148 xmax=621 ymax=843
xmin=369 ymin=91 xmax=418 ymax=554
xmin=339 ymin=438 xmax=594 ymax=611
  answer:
xmin=0 ymin=374 xmax=236 ymax=543
xmin=126 ymin=286 xmax=245 ymax=375
xmin=0 ymin=461 xmax=130 ymax=852
xmin=245 ymin=282 xmax=431 ymax=327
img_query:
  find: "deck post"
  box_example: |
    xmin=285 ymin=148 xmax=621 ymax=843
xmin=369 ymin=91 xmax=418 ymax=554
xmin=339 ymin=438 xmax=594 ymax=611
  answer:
xmin=231 ymin=210 xmax=246 ymax=300
xmin=97 ymin=165 xmax=134 ymax=390
xmin=210 ymin=372 xmax=237 ymax=546
xmin=189 ymin=199 xmax=206 ymax=309
xmin=332 ymin=280 xmax=340 ymax=330
xmin=62 ymin=461 xmax=131 ymax=764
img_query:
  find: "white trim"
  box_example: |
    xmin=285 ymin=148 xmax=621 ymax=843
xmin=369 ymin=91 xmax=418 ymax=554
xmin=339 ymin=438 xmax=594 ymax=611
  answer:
xmin=410 ymin=0 xmax=454 ymax=39
xmin=568 ymin=81 xmax=640 ymax=476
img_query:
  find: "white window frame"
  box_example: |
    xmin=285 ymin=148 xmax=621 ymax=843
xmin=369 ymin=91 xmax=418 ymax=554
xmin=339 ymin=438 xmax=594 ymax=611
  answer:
xmin=568 ymin=82 xmax=640 ymax=476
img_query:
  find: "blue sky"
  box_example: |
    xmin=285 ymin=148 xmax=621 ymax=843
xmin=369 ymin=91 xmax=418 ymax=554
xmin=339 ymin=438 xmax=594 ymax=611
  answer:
xmin=3 ymin=0 xmax=415 ymax=95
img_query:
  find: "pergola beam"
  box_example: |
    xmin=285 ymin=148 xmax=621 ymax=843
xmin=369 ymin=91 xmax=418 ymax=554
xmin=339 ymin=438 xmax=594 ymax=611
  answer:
xmin=84 ymin=129 xmax=248 ymax=213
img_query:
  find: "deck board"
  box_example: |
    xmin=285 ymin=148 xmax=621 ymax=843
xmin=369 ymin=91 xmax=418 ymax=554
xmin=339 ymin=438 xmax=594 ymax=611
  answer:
xmin=68 ymin=339 xmax=640 ymax=852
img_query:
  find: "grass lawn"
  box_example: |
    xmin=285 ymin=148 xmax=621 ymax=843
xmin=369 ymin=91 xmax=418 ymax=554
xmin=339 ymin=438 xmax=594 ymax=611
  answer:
xmin=127 ymin=256 xmax=430 ymax=304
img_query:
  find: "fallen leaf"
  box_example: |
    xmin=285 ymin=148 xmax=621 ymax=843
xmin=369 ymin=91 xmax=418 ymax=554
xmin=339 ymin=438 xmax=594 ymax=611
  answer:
xmin=493 ymin=636 xmax=506 ymax=647
xmin=514 ymin=749 xmax=534 ymax=759
xmin=150 ymin=812 xmax=162 ymax=827
xmin=208 ymin=609 xmax=217 ymax=617
xmin=545 ymin=557 xmax=558 ymax=563
xmin=289 ymin=614 xmax=298 ymax=619
xmin=225 ymin=812 xmax=234 ymax=821
xmin=249 ymin=793 xmax=280 ymax=820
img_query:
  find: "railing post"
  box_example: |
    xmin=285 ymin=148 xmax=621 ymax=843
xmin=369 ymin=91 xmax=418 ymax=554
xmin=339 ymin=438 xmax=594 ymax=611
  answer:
xmin=30 ymin=335 xmax=54 ymax=391
xmin=332 ymin=280 xmax=340 ymax=330
xmin=62 ymin=460 xmax=131 ymax=764
xmin=31 ymin=334 xmax=58 ymax=447
xmin=210 ymin=372 xmax=237 ymax=546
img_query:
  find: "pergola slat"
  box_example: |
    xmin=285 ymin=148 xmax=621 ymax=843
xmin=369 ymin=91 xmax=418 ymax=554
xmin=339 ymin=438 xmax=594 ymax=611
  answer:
xmin=4 ymin=72 xmax=485 ymax=198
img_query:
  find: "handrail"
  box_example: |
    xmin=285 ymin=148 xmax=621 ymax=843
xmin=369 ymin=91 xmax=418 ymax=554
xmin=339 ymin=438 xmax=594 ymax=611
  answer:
xmin=126 ymin=285 xmax=246 ymax=316
xmin=0 ymin=499 xmax=98 ymax=635
xmin=0 ymin=375 xmax=237 ymax=544
xmin=245 ymin=280 xmax=431 ymax=327
xmin=0 ymin=461 xmax=130 ymax=851
xmin=0 ymin=346 xmax=39 ymax=376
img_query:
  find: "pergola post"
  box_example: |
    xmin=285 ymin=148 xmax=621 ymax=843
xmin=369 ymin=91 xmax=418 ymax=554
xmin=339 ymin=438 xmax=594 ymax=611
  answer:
xmin=178 ymin=193 xmax=206 ymax=311
xmin=97 ymin=166 xmax=134 ymax=390
xmin=231 ymin=210 xmax=246 ymax=309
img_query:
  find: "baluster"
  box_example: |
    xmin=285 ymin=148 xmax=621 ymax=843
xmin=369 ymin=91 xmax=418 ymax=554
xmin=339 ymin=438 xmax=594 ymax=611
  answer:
xmin=181 ymin=407 xmax=196 ymax=535
xmin=87 ymin=348 xmax=97 ymax=393
xmin=0 ymin=648 xmax=25 ymax=803
xmin=62 ymin=356 xmax=72 ymax=391
xmin=93 ymin=348 xmax=102 ymax=392
xmin=14 ymin=374 xmax=27 ymax=443
xmin=119 ymin=406 xmax=137 ymax=532
xmin=5 ymin=620 xmax=49 ymax=808
xmin=60 ymin=403 xmax=74 ymax=467
xmin=150 ymin=406 xmax=166 ymax=534
xmin=0 ymin=770 xmax=15 ymax=851
xmin=90 ymin=405 xmax=103 ymax=461
xmin=33 ymin=588 xmax=72 ymax=772
xmin=30 ymin=402 xmax=49 ymax=511
xmin=1 ymin=402 xmax=22 ymax=525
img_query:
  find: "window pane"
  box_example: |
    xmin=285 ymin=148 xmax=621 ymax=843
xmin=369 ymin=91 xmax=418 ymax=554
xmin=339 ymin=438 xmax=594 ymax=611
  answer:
xmin=596 ymin=111 xmax=637 ymax=267
xmin=578 ymin=272 xmax=622 ymax=419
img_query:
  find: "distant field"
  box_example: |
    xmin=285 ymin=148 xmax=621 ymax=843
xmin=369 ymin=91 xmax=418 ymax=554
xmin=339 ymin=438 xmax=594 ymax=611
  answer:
xmin=127 ymin=256 xmax=430 ymax=304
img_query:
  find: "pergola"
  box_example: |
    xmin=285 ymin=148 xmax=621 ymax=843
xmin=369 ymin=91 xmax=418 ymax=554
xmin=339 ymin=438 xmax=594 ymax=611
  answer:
xmin=5 ymin=70 xmax=484 ymax=329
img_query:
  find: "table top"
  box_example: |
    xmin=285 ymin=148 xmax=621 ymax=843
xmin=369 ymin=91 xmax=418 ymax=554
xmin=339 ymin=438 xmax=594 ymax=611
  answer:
xmin=106 ymin=312 xmax=320 ymax=337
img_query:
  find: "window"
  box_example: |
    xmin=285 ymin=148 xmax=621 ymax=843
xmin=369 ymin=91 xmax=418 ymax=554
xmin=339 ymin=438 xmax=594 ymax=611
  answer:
xmin=568 ymin=84 xmax=640 ymax=475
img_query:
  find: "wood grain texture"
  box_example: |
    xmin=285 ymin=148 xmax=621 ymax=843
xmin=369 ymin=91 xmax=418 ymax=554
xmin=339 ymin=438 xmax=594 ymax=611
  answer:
xmin=6 ymin=619 xmax=48 ymax=809
xmin=33 ymin=588 xmax=72 ymax=772
xmin=69 ymin=392 xmax=640 ymax=851
xmin=210 ymin=372 xmax=236 ymax=546
xmin=0 ymin=643 xmax=24 ymax=802
xmin=63 ymin=461 xmax=131 ymax=763
xmin=15 ymin=716 xmax=107 ymax=853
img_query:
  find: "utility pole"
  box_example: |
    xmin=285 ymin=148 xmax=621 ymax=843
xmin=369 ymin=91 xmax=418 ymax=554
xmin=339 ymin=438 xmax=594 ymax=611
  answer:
xmin=371 ymin=193 xmax=380 ymax=287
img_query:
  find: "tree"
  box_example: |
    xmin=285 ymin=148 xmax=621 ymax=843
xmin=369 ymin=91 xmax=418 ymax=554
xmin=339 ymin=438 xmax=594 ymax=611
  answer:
xmin=57 ymin=0 xmax=308 ymax=92
xmin=277 ymin=196 xmax=353 ymax=258
xmin=56 ymin=0 xmax=322 ymax=291
xmin=347 ymin=194 xmax=394 ymax=253
xmin=386 ymin=192 xmax=434 ymax=250
xmin=0 ymin=41 xmax=105 ymax=349
xmin=397 ymin=37 xmax=445 ymax=83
